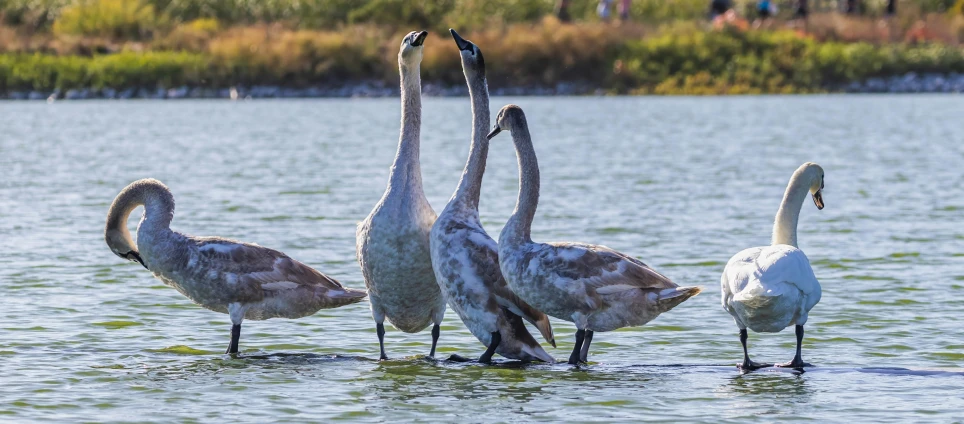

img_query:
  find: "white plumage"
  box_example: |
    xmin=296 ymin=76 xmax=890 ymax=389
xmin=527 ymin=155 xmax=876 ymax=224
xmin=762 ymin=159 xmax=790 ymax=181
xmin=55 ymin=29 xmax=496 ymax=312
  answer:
xmin=720 ymin=162 xmax=825 ymax=370
xmin=722 ymin=245 xmax=821 ymax=333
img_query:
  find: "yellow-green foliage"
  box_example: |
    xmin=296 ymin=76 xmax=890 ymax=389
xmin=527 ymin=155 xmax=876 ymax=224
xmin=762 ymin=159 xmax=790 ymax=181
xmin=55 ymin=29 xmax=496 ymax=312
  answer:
xmin=206 ymin=25 xmax=385 ymax=85
xmin=422 ymin=19 xmax=628 ymax=86
xmin=155 ymin=18 xmax=221 ymax=50
xmin=53 ymin=0 xmax=165 ymax=39
xmin=616 ymin=27 xmax=964 ymax=94
xmin=0 ymin=51 xmax=206 ymax=91
xmin=2 ymin=23 xmax=964 ymax=94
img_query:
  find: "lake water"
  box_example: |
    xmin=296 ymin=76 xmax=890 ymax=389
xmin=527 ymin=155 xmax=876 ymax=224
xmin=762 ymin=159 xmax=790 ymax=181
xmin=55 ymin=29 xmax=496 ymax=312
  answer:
xmin=1 ymin=96 xmax=963 ymax=422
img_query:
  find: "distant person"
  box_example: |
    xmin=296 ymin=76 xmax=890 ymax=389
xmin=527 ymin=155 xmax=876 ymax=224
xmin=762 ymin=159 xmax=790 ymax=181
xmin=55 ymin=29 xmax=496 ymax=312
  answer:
xmin=845 ymin=0 xmax=859 ymax=14
xmin=755 ymin=0 xmax=776 ymax=28
xmin=757 ymin=0 xmax=773 ymax=20
xmin=709 ymin=0 xmax=731 ymax=20
xmin=555 ymin=0 xmax=572 ymax=22
xmin=794 ymin=0 xmax=809 ymax=19
xmin=598 ymin=0 xmax=613 ymax=21
xmin=619 ymin=0 xmax=631 ymax=20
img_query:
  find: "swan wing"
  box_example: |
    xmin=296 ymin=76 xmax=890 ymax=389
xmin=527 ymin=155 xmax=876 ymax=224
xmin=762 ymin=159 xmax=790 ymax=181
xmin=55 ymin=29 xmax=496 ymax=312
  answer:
xmin=192 ymin=237 xmax=362 ymax=296
xmin=754 ymin=246 xmax=820 ymax=296
xmin=459 ymin=230 xmax=557 ymax=347
xmin=542 ymin=242 xmax=678 ymax=297
xmin=723 ymin=245 xmax=820 ymax=313
xmin=492 ymin=278 xmax=556 ymax=347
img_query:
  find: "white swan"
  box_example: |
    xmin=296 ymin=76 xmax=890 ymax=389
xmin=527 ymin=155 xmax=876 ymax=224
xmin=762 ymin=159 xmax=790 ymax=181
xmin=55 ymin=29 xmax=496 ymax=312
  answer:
xmin=105 ymin=179 xmax=367 ymax=354
xmin=429 ymin=30 xmax=555 ymax=364
xmin=356 ymin=31 xmax=446 ymax=360
xmin=721 ymin=162 xmax=825 ymax=370
xmin=487 ymin=105 xmax=702 ymax=365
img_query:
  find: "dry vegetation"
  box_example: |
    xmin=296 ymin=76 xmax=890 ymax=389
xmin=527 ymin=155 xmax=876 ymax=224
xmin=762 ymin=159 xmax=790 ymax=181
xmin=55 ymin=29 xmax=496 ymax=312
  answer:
xmin=1 ymin=0 xmax=964 ymax=94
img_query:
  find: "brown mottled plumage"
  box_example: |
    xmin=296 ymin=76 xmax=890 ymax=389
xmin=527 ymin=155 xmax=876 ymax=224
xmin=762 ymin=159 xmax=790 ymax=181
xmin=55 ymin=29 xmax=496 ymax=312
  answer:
xmin=430 ymin=30 xmax=555 ymax=363
xmin=105 ymin=178 xmax=367 ymax=354
xmin=490 ymin=105 xmax=702 ymax=365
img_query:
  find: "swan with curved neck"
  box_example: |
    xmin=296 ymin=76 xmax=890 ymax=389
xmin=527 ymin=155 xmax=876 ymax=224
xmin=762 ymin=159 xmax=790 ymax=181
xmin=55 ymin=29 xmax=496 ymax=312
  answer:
xmin=721 ymin=162 xmax=825 ymax=371
xmin=488 ymin=104 xmax=701 ymax=365
xmin=356 ymin=31 xmax=446 ymax=360
xmin=429 ymin=30 xmax=555 ymax=364
xmin=105 ymin=179 xmax=367 ymax=354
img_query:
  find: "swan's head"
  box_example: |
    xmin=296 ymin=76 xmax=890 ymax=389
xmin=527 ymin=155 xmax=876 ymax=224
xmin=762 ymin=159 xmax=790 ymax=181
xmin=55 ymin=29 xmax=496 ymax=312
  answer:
xmin=799 ymin=162 xmax=825 ymax=210
xmin=487 ymin=105 xmax=527 ymax=140
xmin=398 ymin=30 xmax=428 ymax=66
xmin=450 ymin=29 xmax=485 ymax=79
xmin=106 ymin=228 xmax=146 ymax=268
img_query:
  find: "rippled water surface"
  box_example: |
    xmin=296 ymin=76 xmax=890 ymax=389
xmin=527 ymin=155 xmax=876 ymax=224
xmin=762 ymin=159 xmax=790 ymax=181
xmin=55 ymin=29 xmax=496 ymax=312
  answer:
xmin=2 ymin=96 xmax=963 ymax=422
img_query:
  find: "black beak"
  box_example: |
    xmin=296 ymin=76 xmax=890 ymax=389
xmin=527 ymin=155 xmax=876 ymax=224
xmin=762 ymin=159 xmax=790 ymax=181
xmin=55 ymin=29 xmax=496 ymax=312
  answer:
xmin=812 ymin=189 xmax=824 ymax=210
xmin=127 ymin=251 xmax=148 ymax=269
xmin=412 ymin=31 xmax=428 ymax=47
xmin=486 ymin=125 xmax=502 ymax=140
xmin=450 ymin=29 xmax=472 ymax=51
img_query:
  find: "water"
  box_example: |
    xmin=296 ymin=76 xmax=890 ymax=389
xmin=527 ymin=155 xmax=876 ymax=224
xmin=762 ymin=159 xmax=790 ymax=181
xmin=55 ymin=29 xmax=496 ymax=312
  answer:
xmin=1 ymin=96 xmax=962 ymax=422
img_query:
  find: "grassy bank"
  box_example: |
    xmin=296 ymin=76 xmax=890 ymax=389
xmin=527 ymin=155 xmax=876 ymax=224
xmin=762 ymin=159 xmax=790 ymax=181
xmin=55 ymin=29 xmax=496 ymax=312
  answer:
xmin=2 ymin=21 xmax=964 ymax=96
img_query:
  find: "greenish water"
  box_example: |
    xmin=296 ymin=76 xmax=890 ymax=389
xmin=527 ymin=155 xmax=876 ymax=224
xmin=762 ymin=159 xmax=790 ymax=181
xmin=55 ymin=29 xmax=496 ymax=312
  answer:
xmin=1 ymin=96 xmax=963 ymax=422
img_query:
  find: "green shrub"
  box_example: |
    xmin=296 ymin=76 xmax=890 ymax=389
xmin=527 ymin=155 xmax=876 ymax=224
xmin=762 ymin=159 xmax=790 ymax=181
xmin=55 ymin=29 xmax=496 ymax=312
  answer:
xmin=53 ymin=0 xmax=165 ymax=39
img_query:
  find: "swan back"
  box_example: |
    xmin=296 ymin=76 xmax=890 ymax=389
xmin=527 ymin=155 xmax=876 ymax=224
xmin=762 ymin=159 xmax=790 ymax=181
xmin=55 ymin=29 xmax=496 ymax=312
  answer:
xmin=721 ymin=245 xmax=821 ymax=332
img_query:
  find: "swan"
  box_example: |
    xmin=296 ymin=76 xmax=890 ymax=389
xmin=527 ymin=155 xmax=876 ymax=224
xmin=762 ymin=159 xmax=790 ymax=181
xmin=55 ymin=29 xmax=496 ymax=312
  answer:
xmin=104 ymin=179 xmax=367 ymax=354
xmin=429 ymin=30 xmax=555 ymax=364
xmin=721 ymin=162 xmax=825 ymax=370
xmin=356 ymin=30 xmax=446 ymax=360
xmin=487 ymin=105 xmax=702 ymax=365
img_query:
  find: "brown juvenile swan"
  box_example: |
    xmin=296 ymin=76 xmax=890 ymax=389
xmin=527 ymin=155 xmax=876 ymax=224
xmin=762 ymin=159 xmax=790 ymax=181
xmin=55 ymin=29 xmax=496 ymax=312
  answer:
xmin=488 ymin=105 xmax=702 ymax=365
xmin=429 ymin=30 xmax=555 ymax=364
xmin=355 ymin=31 xmax=446 ymax=360
xmin=105 ymin=178 xmax=366 ymax=354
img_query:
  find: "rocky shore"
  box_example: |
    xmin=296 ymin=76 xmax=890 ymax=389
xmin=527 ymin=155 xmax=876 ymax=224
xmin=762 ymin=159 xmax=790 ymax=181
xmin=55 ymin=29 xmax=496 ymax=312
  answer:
xmin=842 ymin=73 xmax=964 ymax=93
xmin=3 ymin=74 xmax=963 ymax=100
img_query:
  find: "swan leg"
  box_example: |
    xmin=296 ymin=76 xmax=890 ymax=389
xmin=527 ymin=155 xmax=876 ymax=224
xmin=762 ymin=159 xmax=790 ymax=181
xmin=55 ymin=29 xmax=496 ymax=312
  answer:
xmin=376 ymin=323 xmax=388 ymax=360
xmin=479 ymin=331 xmax=501 ymax=364
xmin=429 ymin=323 xmax=441 ymax=358
xmin=226 ymin=324 xmax=241 ymax=354
xmin=226 ymin=303 xmax=245 ymax=355
xmin=776 ymin=325 xmax=812 ymax=369
xmin=579 ymin=330 xmax=594 ymax=363
xmin=738 ymin=328 xmax=767 ymax=370
xmin=568 ymin=329 xmax=586 ymax=365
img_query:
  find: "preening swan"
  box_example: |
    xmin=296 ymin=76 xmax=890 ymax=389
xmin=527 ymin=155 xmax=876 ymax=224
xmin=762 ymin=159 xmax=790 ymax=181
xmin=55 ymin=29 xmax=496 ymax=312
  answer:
xmin=105 ymin=179 xmax=367 ymax=354
xmin=429 ymin=30 xmax=555 ymax=364
xmin=488 ymin=105 xmax=701 ymax=365
xmin=721 ymin=162 xmax=825 ymax=370
xmin=356 ymin=30 xmax=446 ymax=360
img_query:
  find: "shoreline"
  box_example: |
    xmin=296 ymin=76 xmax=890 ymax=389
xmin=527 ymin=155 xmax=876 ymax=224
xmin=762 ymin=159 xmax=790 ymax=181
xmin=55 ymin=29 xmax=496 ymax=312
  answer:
xmin=3 ymin=73 xmax=964 ymax=100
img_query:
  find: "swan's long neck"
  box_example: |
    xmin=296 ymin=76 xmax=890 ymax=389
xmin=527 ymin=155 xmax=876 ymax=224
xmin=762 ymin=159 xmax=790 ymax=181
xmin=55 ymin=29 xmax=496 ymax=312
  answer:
xmin=387 ymin=61 xmax=423 ymax=193
xmin=772 ymin=171 xmax=811 ymax=248
xmin=451 ymin=73 xmax=490 ymax=210
xmin=105 ymin=180 xmax=175 ymax=252
xmin=504 ymin=122 xmax=539 ymax=245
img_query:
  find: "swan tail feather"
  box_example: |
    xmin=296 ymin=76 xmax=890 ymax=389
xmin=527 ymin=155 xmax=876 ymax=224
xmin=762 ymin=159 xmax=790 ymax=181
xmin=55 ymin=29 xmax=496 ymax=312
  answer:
xmin=533 ymin=315 xmax=556 ymax=348
xmin=520 ymin=343 xmax=556 ymax=364
xmin=325 ymin=288 xmax=369 ymax=307
xmin=656 ymin=286 xmax=702 ymax=313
